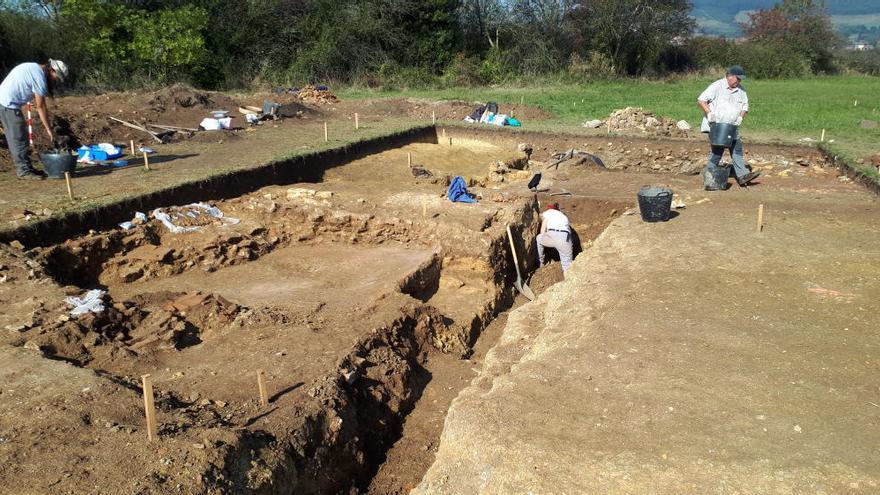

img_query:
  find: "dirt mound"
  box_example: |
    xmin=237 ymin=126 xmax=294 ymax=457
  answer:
xmin=127 ymin=291 xmax=241 ymax=351
xmin=606 ymin=107 xmax=688 ymax=137
xmin=19 ymin=289 xmax=243 ymax=365
xmin=39 ymin=85 xmax=242 ymax=150
xmin=146 ymin=84 xmax=237 ymax=112
xmin=295 ymin=85 xmax=339 ymax=104
xmin=529 ymin=263 xmax=565 ymax=295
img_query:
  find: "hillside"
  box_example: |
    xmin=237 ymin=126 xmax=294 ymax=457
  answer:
xmin=692 ymin=0 xmax=880 ymax=37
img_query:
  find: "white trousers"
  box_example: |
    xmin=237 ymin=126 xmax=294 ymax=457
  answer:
xmin=536 ymin=231 xmax=573 ymax=273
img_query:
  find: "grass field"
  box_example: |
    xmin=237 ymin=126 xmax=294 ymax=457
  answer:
xmin=339 ymin=75 xmax=880 ymax=179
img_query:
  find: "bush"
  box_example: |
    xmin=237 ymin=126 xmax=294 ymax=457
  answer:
xmin=373 ymin=63 xmax=439 ymax=90
xmin=682 ymin=38 xmax=811 ymax=79
xmin=836 ymin=50 xmax=880 ymax=76
xmin=567 ymin=51 xmax=616 ymax=80
xmin=738 ymin=42 xmax=811 ymax=79
xmin=442 ymin=53 xmax=485 ymax=86
xmin=683 ymin=37 xmax=739 ymax=70
xmin=477 ymin=47 xmax=508 ymax=85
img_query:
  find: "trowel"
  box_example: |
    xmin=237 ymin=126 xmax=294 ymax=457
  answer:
xmin=506 ymin=224 xmax=535 ymax=301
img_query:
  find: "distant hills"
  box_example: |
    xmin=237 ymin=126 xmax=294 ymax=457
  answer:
xmin=691 ymin=0 xmax=880 ymax=38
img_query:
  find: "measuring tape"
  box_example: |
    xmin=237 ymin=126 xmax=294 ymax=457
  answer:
xmin=27 ymin=103 xmax=34 ymax=147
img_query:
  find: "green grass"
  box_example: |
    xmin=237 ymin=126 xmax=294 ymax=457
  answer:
xmin=339 ymin=75 xmax=880 ymax=174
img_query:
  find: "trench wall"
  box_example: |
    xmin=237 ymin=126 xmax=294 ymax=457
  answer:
xmin=1 ymin=125 xmax=438 ymax=249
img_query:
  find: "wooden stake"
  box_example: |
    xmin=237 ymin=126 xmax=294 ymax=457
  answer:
xmin=257 ymin=370 xmax=268 ymax=407
xmin=130 ymin=140 xmax=135 ymax=157
xmin=441 ymin=128 xmax=446 ymax=138
xmin=142 ymin=151 xmax=151 ymax=171
xmin=354 ymin=113 xmax=359 ymax=129
xmin=854 ymin=100 xmax=858 ymax=107
xmin=756 ymin=204 xmax=764 ymax=233
xmin=820 ymin=129 xmax=826 ymax=142
xmin=606 ymin=120 xmax=611 ymax=135
xmin=141 ymin=374 xmax=158 ymax=442
xmin=520 ymin=95 xmax=524 ymax=105
xmin=407 ymin=152 xmax=412 ymax=167
xmin=432 ymin=111 xmax=436 ymax=124
xmin=64 ymin=172 xmax=73 ymax=200
xmin=324 ymin=122 xmax=329 ymax=142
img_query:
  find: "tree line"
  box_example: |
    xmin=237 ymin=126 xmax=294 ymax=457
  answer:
xmin=0 ymin=0 xmax=876 ymax=91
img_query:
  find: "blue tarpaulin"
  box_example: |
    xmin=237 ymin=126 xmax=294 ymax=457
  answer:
xmin=446 ymin=175 xmax=478 ymax=203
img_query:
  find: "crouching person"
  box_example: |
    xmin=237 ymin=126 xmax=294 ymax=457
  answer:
xmin=536 ymin=203 xmax=574 ymax=276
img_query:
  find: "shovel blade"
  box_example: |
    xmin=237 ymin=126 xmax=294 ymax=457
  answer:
xmin=514 ymin=280 xmax=536 ymax=301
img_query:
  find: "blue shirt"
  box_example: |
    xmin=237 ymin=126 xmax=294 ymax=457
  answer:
xmin=0 ymin=63 xmax=48 ymax=109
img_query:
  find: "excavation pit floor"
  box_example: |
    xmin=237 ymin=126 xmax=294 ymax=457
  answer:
xmin=0 ymin=137 xmax=537 ymax=494
xmin=110 ymin=244 xmax=436 ymax=311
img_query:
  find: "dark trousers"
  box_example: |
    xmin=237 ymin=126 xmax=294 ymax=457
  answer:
xmin=0 ymin=105 xmax=33 ymax=176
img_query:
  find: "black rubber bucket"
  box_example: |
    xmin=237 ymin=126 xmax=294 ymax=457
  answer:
xmin=704 ymin=162 xmax=731 ymax=191
xmin=708 ymin=122 xmax=738 ymax=147
xmin=637 ymin=186 xmax=673 ymax=222
xmin=39 ymin=152 xmax=77 ymax=179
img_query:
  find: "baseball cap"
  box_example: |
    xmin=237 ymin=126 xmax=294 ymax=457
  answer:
xmin=49 ymin=59 xmax=68 ymax=82
xmin=728 ymin=65 xmax=746 ymax=80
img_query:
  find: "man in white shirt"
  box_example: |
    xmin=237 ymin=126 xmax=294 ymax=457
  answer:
xmin=536 ymin=203 xmax=574 ymax=276
xmin=697 ymin=65 xmax=760 ymax=187
xmin=0 ymin=58 xmax=68 ymax=179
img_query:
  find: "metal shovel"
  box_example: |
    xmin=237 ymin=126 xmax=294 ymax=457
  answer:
xmin=506 ymin=224 xmax=536 ymax=301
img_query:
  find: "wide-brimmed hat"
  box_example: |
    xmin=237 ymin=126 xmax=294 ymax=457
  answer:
xmin=727 ymin=65 xmax=746 ymax=80
xmin=49 ymin=59 xmax=68 ymax=82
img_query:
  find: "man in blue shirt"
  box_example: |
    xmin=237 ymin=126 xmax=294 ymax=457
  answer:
xmin=0 ymin=58 xmax=68 ymax=179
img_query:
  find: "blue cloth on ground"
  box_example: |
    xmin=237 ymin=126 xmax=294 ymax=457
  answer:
xmin=507 ymin=117 xmax=522 ymax=127
xmin=446 ymin=175 xmax=478 ymax=203
xmin=0 ymin=63 xmax=47 ymax=109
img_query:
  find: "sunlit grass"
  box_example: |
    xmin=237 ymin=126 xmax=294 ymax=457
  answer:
xmin=339 ymin=75 xmax=880 ymax=162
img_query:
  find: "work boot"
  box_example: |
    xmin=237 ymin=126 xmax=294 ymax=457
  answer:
xmin=17 ymin=171 xmax=45 ymax=180
xmin=737 ymin=171 xmax=760 ymax=186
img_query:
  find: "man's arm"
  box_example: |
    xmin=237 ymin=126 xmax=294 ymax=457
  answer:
xmin=33 ymin=93 xmax=54 ymax=143
xmin=539 ymin=214 xmax=548 ymax=235
xmin=697 ymin=80 xmax=717 ymax=120
xmin=735 ymin=92 xmax=749 ymax=125
xmin=698 ymin=100 xmax=711 ymax=114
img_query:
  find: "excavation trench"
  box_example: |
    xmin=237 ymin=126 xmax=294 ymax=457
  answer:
xmin=0 ymin=128 xmax=835 ymax=494
xmin=0 ymin=137 xmax=546 ymax=494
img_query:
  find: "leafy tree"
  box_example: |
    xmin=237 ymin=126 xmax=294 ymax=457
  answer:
xmin=569 ymin=0 xmax=693 ymax=75
xmin=126 ymin=5 xmax=209 ymax=82
xmin=741 ymin=0 xmax=839 ymax=73
xmin=456 ymin=0 xmax=508 ymax=53
xmin=398 ymin=0 xmax=458 ymax=72
xmin=505 ymin=0 xmax=577 ymax=74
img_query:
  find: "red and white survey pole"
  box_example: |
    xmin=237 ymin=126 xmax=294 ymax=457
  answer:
xmin=26 ymin=103 xmax=34 ymax=148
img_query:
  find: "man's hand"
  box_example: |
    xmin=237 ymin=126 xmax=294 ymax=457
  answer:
xmin=707 ymin=112 xmax=716 ymax=123
xmin=734 ymin=116 xmax=743 ymax=126
xmin=33 ymin=93 xmax=54 ymax=145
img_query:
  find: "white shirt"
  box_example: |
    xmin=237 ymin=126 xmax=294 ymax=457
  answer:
xmin=541 ymin=209 xmax=570 ymax=232
xmin=698 ymin=78 xmax=749 ymax=132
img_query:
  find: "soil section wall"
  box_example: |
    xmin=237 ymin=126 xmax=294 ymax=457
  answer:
xmin=1 ymin=125 xmax=437 ymax=249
